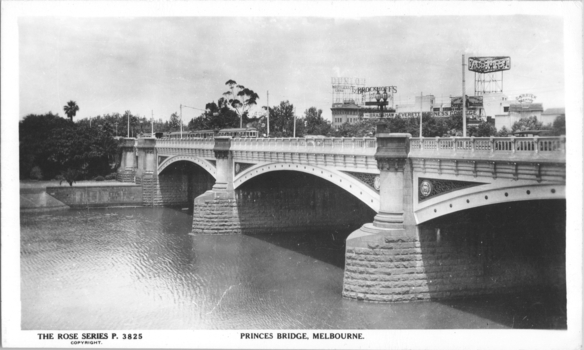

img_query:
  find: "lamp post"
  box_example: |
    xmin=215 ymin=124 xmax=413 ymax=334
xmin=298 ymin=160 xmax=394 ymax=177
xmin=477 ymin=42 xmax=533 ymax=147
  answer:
xmin=262 ymin=106 xmax=270 ymax=137
xmin=366 ymin=89 xmax=389 ymax=118
xmin=179 ymin=104 xmax=183 ymax=139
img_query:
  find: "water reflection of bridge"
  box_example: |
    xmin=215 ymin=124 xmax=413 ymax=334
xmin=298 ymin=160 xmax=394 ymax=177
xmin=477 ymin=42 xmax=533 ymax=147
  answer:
xmin=117 ymin=132 xmax=566 ymax=303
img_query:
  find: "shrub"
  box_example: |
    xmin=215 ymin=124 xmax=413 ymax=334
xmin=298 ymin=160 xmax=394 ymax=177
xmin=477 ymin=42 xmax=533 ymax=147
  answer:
xmin=55 ymin=175 xmax=65 ymax=186
xmin=62 ymin=168 xmax=79 ymax=187
xmin=95 ymin=176 xmax=105 ymax=181
xmin=104 ymin=173 xmax=116 ymax=180
xmin=29 ymin=166 xmax=43 ymax=180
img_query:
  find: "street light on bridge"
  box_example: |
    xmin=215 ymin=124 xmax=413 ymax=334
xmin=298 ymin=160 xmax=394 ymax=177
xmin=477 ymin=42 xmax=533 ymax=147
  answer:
xmin=365 ymin=89 xmax=390 ymax=118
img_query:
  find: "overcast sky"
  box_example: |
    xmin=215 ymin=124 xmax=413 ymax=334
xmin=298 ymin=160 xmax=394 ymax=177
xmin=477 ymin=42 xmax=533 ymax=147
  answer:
xmin=19 ymin=14 xmax=565 ymax=123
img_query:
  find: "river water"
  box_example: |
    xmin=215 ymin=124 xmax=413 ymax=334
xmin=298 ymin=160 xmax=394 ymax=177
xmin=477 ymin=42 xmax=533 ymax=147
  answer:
xmin=21 ymin=207 xmax=565 ymax=330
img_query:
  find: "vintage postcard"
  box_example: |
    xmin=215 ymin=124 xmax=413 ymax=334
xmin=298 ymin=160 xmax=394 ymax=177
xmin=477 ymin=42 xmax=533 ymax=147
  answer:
xmin=2 ymin=1 xmax=582 ymax=349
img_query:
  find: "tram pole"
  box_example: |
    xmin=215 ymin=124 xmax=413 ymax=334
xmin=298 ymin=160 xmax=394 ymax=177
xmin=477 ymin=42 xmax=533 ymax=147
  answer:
xmin=462 ymin=54 xmax=467 ymax=137
xmin=419 ymin=92 xmax=423 ymax=138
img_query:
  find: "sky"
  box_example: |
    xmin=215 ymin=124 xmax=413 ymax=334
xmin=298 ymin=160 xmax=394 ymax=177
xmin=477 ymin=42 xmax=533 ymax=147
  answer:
xmin=18 ymin=11 xmax=566 ymax=124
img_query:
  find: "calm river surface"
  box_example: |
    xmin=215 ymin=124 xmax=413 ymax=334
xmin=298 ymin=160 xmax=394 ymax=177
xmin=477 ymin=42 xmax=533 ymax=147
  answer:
xmin=21 ymin=207 xmax=565 ymax=330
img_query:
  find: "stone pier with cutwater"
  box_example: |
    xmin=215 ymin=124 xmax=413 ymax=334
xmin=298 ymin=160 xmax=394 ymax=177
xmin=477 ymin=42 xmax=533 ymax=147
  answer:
xmin=125 ymin=128 xmax=566 ymax=303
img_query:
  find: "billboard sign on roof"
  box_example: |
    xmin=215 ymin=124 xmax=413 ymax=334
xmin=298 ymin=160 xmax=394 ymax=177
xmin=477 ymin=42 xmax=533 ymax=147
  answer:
xmin=451 ymin=95 xmax=483 ymax=109
xmin=468 ymin=56 xmax=511 ymax=73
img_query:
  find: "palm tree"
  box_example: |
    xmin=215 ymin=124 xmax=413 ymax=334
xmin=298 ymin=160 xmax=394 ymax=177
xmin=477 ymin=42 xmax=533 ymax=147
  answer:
xmin=63 ymin=101 xmax=79 ymax=122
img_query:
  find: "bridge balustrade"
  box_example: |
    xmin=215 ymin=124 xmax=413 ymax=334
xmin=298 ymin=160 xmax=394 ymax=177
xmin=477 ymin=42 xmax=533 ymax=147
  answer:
xmin=153 ymin=135 xmax=565 ymax=163
xmin=155 ymin=138 xmax=215 ymax=149
xmin=230 ymin=137 xmax=376 ymax=156
xmin=409 ymin=136 xmax=566 ymax=161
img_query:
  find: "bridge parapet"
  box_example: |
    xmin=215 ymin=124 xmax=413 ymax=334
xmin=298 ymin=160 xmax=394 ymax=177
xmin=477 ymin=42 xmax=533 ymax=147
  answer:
xmin=230 ymin=137 xmax=376 ymax=157
xmin=155 ymin=138 xmax=215 ymax=150
xmin=409 ymin=136 xmax=566 ymax=163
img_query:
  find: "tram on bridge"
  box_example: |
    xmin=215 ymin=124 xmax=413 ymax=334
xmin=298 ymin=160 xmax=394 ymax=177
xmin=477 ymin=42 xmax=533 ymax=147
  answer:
xmin=155 ymin=127 xmax=259 ymax=139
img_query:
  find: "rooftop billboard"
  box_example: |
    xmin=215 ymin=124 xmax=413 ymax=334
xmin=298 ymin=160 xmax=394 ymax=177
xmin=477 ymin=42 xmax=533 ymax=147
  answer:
xmin=451 ymin=95 xmax=483 ymax=109
xmin=468 ymin=56 xmax=511 ymax=73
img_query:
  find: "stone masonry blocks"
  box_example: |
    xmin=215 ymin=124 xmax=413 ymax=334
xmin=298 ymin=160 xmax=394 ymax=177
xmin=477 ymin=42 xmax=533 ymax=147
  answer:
xmin=343 ymin=226 xmax=546 ymax=302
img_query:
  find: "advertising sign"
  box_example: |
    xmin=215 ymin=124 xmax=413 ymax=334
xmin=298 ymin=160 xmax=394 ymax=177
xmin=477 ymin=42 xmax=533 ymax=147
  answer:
xmin=354 ymin=86 xmax=398 ymax=94
xmin=516 ymin=93 xmax=536 ymax=103
xmin=331 ymin=77 xmax=365 ymax=86
xmin=331 ymin=77 xmax=365 ymax=105
xmin=333 ymin=86 xmax=353 ymax=93
xmin=451 ymin=95 xmax=483 ymax=109
xmin=362 ymin=110 xmax=479 ymax=119
xmin=468 ymin=56 xmax=511 ymax=73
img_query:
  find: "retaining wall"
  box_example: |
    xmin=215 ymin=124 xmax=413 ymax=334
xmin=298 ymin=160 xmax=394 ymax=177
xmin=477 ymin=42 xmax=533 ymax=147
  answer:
xmin=46 ymin=185 xmax=142 ymax=208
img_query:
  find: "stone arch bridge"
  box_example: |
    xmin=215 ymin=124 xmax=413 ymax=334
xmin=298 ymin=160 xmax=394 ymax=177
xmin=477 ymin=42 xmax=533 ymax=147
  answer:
xmin=117 ymin=130 xmax=566 ymax=303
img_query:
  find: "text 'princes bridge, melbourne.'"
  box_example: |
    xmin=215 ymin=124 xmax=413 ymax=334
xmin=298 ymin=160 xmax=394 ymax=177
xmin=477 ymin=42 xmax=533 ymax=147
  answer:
xmin=113 ymin=127 xmax=566 ymax=303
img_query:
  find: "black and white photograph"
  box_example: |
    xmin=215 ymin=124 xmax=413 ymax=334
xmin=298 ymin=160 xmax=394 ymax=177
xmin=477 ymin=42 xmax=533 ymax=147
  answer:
xmin=2 ymin=1 xmax=582 ymax=349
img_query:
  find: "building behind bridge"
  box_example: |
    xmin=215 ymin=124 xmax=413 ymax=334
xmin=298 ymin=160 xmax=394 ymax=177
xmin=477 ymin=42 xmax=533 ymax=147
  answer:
xmin=331 ymin=92 xmax=563 ymax=131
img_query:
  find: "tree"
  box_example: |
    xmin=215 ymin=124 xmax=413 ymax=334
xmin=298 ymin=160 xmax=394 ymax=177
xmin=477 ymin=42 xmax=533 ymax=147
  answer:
xmin=469 ymin=121 xmax=498 ymax=137
xmin=420 ymin=114 xmax=449 ymax=137
xmin=270 ymin=101 xmax=300 ymax=137
xmin=19 ymin=112 xmax=70 ymax=179
xmin=20 ymin=112 xmax=120 ymax=180
xmin=188 ymin=114 xmax=209 ymax=131
xmin=187 ymin=98 xmax=240 ymax=131
xmin=511 ymin=116 xmax=545 ymax=133
xmin=304 ymin=107 xmax=332 ymax=136
xmin=61 ymin=168 xmax=80 ymax=187
xmin=223 ymin=80 xmax=260 ymax=128
xmin=444 ymin=114 xmax=464 ymax=135
xmin=551 ymin=115 xmax=565 ymax=135
xmin=169 ymin=112 xmax=181 ymax=131
xmin=496 ymin=126 xmax=511 ymax=136
xmin=63 ymin=101 xmax=79 ymax=122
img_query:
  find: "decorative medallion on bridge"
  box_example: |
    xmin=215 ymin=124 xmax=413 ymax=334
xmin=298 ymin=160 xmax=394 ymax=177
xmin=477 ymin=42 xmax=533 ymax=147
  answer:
xmin=418 ymin=178 xmax=486 ymax=202
xmin=342 ymin=171 xmax=379 ymax=193
xmin=420 ymin=180 xmax=433 ymax=197
xmin=235 ymin=162 xmax=255 ymax=176
xmin=158 ymin=156 xmax=168 ymax=166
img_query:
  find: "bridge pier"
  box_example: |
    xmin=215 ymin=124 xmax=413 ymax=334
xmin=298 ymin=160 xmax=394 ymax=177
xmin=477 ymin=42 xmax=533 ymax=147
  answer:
xmin=117 ymin=138 xmax=137 ymax=183
xmin=135 ymin=137 xmax=157 ymax=184
xmin=135 ymin=137 xmax=159 ymax=205
xmin=191 ymin=136 xmax=240 ymax=234
xmin=343 ymin=131 xmax=424 ymax=302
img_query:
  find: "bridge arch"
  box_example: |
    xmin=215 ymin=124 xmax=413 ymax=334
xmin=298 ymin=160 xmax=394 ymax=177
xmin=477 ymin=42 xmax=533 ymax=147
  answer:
xmin=233 ymin=162 xmax=380 ymax=212
xmin=414 ymin=182 xmax=566 ymax=224
xmin=157 ymin=155 xmax=217 ymax=179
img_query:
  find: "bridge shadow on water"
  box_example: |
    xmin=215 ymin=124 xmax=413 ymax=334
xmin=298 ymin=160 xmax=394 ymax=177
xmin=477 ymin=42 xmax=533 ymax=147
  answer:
xmin=243 ymin=225 xmax=361 ymax=269
xmin=422 ymin=199 xmax=567 ymax=329
xmin=435 ymin=288 xmax=567 ymax=329
xmin=243 ymin=198 xmax=567 ymax=329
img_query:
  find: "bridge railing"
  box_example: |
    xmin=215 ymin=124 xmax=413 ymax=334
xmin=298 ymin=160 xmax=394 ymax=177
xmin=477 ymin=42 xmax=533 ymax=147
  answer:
xmin=154 ymin=138 xmax=215 ymax=150
xmin=409 ymin=136 xmax=566 ymax=161
xmin=230 ymin=137 xmax=377 ymax=156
